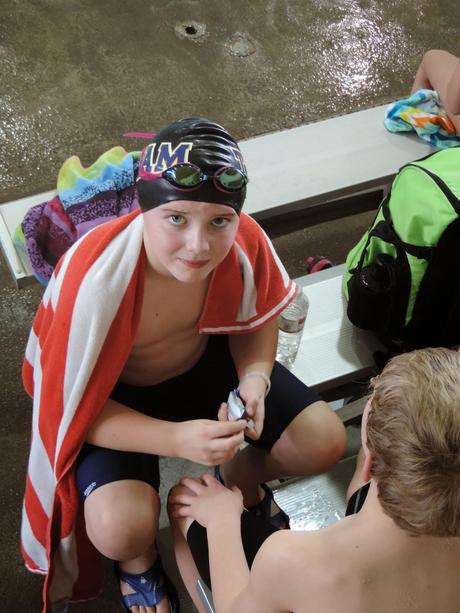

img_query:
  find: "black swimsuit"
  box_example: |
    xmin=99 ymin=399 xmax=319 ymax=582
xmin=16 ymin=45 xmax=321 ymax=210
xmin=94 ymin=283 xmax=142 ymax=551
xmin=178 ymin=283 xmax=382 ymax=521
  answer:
xmin=76 ymin=334 xmax=321 ymax=498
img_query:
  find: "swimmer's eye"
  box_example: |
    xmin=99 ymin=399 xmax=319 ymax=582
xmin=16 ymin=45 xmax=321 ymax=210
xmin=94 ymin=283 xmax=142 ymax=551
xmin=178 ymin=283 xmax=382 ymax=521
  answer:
xmin=211 ymin=217 xmax=230 ymax=228
xmin=169 ymin=214 xmax=186 ymax=225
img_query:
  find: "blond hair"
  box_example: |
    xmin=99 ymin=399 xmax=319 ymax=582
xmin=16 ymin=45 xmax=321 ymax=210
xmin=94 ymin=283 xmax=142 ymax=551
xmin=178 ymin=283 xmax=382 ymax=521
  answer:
xmin=367 ymin=347 xmax=460 ymax=536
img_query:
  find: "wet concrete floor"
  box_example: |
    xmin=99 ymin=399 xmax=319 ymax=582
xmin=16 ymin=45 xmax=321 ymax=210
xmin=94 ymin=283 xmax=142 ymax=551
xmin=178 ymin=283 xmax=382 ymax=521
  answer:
xmin=2 ymin=1 xmax=460 ymax=611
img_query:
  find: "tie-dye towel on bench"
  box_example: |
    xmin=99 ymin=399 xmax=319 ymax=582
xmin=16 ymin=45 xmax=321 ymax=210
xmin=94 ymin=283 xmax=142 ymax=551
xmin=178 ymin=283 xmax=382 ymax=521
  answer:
xmin=14 ymin=147 xmax=140 ymax=285
xmin=384 ymin=89 xmax=460 ymax=149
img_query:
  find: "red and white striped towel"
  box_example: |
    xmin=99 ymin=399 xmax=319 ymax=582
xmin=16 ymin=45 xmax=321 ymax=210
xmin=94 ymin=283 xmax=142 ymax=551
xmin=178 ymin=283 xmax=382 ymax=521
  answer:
xmin=21 ymin=209 xmax=295 ymax=610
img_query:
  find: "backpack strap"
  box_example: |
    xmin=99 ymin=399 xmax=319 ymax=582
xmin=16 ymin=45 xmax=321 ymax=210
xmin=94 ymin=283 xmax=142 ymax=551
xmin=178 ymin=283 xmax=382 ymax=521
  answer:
xmin=409 ymin=164 xmax=460 ymax=215
xmin=380 ymin=197 xmax=434 ymax=261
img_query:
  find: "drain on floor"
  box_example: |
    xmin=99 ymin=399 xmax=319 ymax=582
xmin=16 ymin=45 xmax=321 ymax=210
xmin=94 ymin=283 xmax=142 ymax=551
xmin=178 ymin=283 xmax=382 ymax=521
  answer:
xmin=226 ymin=32 xmax=256 ymax=57
xmin=174 ymin=21 xmax=207 ymax=41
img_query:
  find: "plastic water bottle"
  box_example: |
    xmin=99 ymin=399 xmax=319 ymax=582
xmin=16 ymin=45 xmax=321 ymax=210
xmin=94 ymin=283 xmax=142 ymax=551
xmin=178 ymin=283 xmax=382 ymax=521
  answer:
xmin=276 ymin=286 xmax=309 ymax=368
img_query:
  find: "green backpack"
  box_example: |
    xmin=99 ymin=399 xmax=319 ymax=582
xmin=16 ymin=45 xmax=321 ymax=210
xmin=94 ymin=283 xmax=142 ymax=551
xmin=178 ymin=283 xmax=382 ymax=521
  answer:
xmin=343 ymin=147 xmax=460 ymax=352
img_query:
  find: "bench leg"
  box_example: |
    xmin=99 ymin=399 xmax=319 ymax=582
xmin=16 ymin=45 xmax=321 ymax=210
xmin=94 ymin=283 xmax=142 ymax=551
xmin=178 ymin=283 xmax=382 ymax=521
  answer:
xmin=196 ymin=579 xmax=215 ymax=613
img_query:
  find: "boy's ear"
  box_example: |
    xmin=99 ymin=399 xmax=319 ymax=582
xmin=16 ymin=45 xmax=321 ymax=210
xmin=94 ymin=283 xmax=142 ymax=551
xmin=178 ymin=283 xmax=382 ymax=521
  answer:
xmin=362 ymin=448 xmax=373 ymax=483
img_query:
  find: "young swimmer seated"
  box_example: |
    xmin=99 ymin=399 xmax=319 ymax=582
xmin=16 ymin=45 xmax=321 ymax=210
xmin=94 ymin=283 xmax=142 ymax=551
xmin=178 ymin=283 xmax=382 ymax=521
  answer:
xmin=21 ymin=117 xmax=346 ymax=612
xmin=168 ymin=347 xmax=460 ymax=613
xmin=412 ymin=49 xmax=460 ymax=133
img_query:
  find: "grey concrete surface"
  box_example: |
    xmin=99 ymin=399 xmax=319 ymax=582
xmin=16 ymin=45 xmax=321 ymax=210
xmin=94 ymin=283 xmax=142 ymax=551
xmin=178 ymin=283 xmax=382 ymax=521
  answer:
xmin=2 ymin=1 xmax=460 ymax=611
xmin=2 ymin=0 xmax=460 ymax=204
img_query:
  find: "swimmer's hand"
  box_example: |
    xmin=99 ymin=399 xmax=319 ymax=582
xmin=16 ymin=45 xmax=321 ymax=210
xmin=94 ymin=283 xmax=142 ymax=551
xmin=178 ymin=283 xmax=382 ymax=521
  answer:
xmin=226 ymin=389 xmax=256 ymax=433
xmin=232 ymin=375 xmax=267 ymax=440
xmin=170 ymin=473 xmax=243 ymax=529
xmin=217 ymin=389 xmax=265 ymax=440
xmin=174 ymin=414 xmax=246 ymax=466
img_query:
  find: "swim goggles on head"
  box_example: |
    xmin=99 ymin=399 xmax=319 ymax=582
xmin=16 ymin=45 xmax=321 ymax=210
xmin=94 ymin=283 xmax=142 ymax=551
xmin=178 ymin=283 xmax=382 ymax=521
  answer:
xmin=162 ymin=163 xmax=248 ymax=193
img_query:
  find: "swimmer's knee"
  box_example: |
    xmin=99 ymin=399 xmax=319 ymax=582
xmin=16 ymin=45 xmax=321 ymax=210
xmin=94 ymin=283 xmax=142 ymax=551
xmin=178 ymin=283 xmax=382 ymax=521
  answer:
xmin=274 ymin=401 xmax=346 ymax=473
xmin=84 ymin=480 xmax=159 ymax=560
xmin=305 ymin=404 xmax=347 ymax=470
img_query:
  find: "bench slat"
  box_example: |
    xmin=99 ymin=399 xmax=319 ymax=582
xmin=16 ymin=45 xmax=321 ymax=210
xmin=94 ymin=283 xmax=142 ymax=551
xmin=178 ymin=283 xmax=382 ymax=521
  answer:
xmin=0 ymin=189 xmax=56 ymax=287
xmin=336 ymin=395 xmax=367 ymax=424
xmin=241 ymin=104 xmax=434 ymax=219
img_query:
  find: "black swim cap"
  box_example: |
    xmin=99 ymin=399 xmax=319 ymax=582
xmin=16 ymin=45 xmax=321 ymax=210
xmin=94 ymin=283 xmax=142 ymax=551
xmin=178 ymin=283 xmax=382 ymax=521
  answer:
xmin=136 ymin=117 xmax=247 ymax=214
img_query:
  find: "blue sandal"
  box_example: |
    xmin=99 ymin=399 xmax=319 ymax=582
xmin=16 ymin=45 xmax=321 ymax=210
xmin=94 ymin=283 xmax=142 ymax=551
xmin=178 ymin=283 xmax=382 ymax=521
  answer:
xmin=214 ymin=466 xmax=290 ymax=529
xmin=116 ymin=555 xmax=180 ymax=612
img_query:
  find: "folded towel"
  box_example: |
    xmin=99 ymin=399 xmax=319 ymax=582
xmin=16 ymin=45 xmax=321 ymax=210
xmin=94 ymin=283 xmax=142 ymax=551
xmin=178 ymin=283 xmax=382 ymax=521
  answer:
xmin=15 ymin=147 xmax=141 ymax=284
xmin=384 ymin=89 xmax=460 ymax=148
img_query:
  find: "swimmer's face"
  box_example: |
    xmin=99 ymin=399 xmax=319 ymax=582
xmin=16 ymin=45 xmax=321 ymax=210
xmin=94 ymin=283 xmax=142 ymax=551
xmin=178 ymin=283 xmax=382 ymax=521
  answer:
xmin=142 ymin=200 xmax=240 ymax=282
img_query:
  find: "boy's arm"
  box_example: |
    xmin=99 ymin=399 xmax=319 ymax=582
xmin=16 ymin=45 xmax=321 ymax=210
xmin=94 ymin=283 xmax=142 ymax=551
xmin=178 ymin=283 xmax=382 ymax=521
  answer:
xmin=86 ymin=398 xmax=180 ymax=456
xmin=86 ymin=398 xmax=246 ymax=465
xmin=413 ymin=50 xmax=460 ymax=117
xmin=172 ymin=475 xmax=316 ymax=612
xmin=228 ymin=318 xmax=278 ymax=382
xmin=206 ymin=513 xmax=252 ymax=611
xmin=227 ymin=318 xmax=278 ymax=436
xmin=175 ymin=475 xmax=288 ymax=612
xmin=208 ymin=528 xmax=301 ymax=613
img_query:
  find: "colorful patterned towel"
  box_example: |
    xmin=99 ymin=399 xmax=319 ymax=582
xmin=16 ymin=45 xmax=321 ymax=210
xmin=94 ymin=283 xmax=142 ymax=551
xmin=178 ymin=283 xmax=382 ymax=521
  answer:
xmin=15 ymin=147 xmax=141 ymax=285
xmin=384 ymin=89 xmax=460 ymax=148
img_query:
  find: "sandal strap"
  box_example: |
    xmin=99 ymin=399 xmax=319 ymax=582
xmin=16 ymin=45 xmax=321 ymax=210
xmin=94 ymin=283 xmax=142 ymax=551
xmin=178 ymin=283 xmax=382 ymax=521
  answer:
xmin=117 ymin=555 xmax=180 ymax=611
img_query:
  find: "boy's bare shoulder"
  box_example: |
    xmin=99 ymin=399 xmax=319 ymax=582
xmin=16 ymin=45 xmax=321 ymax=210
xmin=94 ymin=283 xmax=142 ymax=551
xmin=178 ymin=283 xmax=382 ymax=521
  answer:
xmin=253 ymin=525 xmax=343 ymax=585
xmin=245 ymin=527 xmax=349 ymax=613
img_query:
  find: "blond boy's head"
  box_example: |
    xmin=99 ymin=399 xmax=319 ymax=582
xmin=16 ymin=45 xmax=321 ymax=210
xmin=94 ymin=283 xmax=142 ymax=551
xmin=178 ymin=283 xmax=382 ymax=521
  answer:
xmin=366 ymin=347 xmax=460 ymax=536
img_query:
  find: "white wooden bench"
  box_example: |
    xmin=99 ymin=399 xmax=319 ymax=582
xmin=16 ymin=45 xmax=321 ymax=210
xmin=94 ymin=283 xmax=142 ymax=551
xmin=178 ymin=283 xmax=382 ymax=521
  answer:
xmin=242 ymin=104 xmax=434 ymax=220
xmin=293 ymin=265 xmax=382 ymax=400
xmin=0 ymin=189 xmax=56 ymax=288
xmin=0 ymin=104 xmax=434 ymax=288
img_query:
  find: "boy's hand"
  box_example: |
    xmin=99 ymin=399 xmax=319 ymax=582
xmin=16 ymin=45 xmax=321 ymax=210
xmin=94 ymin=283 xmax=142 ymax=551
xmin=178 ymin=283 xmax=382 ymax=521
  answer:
xmin=170 ymin=473 xmax=243 ymax=528
xmin=236 ymin=375 xmax=267 ymax=440
xmin=175 ymin=414 xmax=246 ymax=466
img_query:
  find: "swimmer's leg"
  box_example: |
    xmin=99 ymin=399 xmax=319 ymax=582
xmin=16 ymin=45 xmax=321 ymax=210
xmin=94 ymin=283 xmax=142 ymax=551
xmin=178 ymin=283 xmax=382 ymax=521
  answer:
xmin=221 ymin=399 xmax=346 ymax=508
xmin=411 ymin=49 xmax=460 ymax=131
